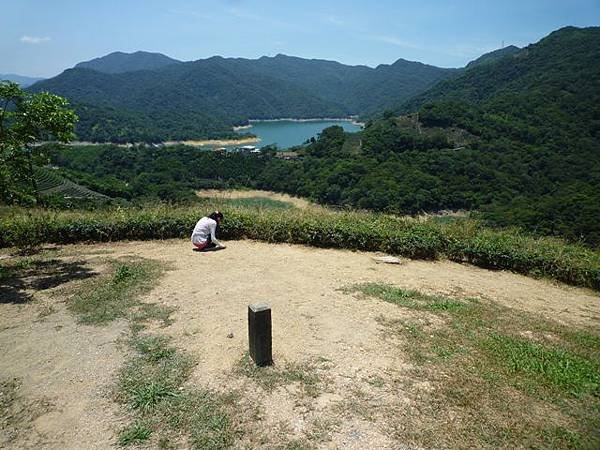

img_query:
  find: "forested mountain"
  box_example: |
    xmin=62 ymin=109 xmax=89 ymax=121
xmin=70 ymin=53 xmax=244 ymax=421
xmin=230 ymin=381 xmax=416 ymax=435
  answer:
xmin=224 ymin=54 xmax=458 ymax=116
xmin=74 ymin=51 xmax=182 ymax=73
xmin=0 ymin=73 xmax=45 ymax=87
xmin=29 ymin=52 xmax=457 ymax=142
xmin=44 ymin=27 xmax=600 ymax=245
xmin=29 ymin=62 xmax=347 ymax=142
xmin=401 ymin=26 xmax=599 ymax=117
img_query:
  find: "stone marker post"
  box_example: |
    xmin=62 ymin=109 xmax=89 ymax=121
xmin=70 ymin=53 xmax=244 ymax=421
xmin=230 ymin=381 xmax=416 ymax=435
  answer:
xmin=248 ymin=303 xmax=272 ymax=366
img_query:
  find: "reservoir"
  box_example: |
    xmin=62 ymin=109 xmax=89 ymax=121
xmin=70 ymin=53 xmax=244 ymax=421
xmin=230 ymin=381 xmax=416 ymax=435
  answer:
xmin=235 ymin=119 xmax=362 ymax=149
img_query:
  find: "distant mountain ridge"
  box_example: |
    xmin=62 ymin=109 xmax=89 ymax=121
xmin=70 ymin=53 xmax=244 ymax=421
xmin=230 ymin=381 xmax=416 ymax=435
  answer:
xmin=465 ymin=45 xmax=520 ymax=69
xmin=1 ymin=73 xmax=45 ymax=87
xmin=30 ymin=51 xmax=460 ymax=142
xmin=74 ymin=51 xmax=182 ymax=74
xmin=27 ymin=42 xmax=536 ymax=142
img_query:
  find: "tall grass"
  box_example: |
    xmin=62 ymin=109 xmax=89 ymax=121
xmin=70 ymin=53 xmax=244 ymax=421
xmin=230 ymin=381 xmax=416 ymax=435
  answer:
xmin=1 ymin=204 xmax=599 ymax=290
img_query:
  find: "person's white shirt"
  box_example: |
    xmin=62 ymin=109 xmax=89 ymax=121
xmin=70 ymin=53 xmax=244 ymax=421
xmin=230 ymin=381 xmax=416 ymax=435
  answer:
xmin=191 ymin=217 xmax=221 ymax=246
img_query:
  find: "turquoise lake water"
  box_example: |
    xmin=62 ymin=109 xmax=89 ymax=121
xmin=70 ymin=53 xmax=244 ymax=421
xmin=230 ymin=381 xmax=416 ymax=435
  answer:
xmin=235 ymin=119 xmax=362 ymax=149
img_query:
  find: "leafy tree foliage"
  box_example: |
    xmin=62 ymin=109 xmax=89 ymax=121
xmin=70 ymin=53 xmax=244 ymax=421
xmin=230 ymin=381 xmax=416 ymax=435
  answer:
xmin=0 ymin=81 xmax=77 ymax=203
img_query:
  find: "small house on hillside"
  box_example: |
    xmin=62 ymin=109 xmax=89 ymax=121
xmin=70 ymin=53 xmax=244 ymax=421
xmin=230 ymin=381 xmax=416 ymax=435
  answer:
xmin=275 ymin=151 xmax=299 ymax=160
xmin=235 ymin=145 xmax=258 ymax=154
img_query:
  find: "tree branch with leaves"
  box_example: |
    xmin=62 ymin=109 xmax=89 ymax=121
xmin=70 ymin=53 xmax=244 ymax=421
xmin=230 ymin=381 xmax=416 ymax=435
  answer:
xmin=0 ymin=81 xmax=78 ymax=204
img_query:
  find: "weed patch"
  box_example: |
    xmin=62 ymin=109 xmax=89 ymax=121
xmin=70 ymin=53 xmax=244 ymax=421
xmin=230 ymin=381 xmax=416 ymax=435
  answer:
xmin=347 ymin=283 xmax=469 ymax=311
xmin=483 ymin=333 xmax=600 ymax=397
xmin=67 ymin=259 xmax=163 ymax=325
xmin=351 ymin=282 xmax=600 ymax=449
xmin=117 ymin=421 xmax=152 ymax=446
xmin=235 ymin=353 xmax=326 ymax=398
xmin=57 ymin=255 xmax=240 ymax=448
xmin=116 ymin=332 xmax=237 ymax=448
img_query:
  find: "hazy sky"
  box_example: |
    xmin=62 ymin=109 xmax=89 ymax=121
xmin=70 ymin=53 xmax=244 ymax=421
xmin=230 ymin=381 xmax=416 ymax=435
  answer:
xmin=2 ymin=0 xmax=599 ymax=77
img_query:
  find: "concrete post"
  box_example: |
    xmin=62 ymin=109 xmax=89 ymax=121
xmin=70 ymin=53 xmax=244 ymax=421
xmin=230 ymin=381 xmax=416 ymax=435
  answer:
xmin=248 ymin=303 xmax=272 ymax=366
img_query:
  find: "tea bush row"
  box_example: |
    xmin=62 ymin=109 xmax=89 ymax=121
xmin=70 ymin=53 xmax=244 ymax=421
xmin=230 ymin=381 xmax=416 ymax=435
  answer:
xmin=1 ymin=205 xmax=598 ymax=290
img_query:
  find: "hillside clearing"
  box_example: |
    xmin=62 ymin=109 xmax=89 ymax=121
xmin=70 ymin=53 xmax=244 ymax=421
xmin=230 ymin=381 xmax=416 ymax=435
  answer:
xmin=196 ymin=189 xmax=313 ymax=209
xmin=1 ymin=239 xmax=598 ymax=448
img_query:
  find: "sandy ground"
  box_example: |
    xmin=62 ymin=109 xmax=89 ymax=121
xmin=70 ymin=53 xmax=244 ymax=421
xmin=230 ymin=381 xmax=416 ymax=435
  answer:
xmin=65 ymin=137 xmax=261 ymax=148
xmin=163 ymin=137 xmax=260 ymax=147
xmin=0 ymin=265 xmax=127 ymax=449
xmin=196 ymin=189 xmax=314 ymax=209
xmin=1 ymin=239 xmax=598 ymax=448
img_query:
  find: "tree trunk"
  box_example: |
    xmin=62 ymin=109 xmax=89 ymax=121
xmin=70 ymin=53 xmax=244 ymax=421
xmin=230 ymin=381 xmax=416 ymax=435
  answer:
xmin=25 ymin=145 xmax=39 ymax=203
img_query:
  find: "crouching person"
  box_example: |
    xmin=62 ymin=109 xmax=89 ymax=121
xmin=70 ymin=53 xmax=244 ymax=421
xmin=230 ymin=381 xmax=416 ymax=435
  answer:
xmin=191 ymin=211 xmax=226 ymax=251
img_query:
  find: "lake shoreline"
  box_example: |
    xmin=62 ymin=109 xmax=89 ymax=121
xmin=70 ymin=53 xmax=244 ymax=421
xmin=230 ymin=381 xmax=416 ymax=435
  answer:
xmin=55 ymin=117 xmax=362 ymax=148
xmin=163 ymin=137 xmax=261 ymax=147
xmin=233 ymin=118 xmax=363 ymax=149
xmin=244 ymin=117 xmax=364 ymax=127
xmin=58 ymin=136 xmax=261 ymax=148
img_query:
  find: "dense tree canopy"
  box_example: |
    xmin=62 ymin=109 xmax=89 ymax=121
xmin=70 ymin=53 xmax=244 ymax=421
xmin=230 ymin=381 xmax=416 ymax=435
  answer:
xmin=28 ymin=53 xmax=457 ymax=143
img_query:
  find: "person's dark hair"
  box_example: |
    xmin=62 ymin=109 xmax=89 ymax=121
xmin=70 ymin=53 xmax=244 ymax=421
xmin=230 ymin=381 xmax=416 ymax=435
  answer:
xmin=209 ymin=211 xmax=224 ymax=221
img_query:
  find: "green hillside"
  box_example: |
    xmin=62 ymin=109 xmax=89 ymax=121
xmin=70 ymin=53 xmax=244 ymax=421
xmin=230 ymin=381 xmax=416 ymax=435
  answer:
xmin=227 ymin=54 xmax=459 ymax=116
xmin=402 ymin=26 xmax=600 ymax=140
xmin=29 ymin=53 xmax=457 ymax=142
xmin=26 ymin=27 xmax=600 ymax=246
xmin=35 ymin=167 xmax=108 ymax=199
xmin=41 ymin=27 xmax=599 ymax=244
xmin=389 ymin=26 xmax=600 ymax=244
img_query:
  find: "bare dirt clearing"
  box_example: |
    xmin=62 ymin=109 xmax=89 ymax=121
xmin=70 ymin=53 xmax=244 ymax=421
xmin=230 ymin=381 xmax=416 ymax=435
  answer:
xmin=0 ymin=257 xmax=127 ymax=449
xmin=1 ymin=239 xmax=598 ymax=448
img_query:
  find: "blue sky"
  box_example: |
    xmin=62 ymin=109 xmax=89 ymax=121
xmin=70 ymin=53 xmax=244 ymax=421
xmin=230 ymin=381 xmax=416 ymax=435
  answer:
xmin=2 ymin=0 xmax=599 ymax=77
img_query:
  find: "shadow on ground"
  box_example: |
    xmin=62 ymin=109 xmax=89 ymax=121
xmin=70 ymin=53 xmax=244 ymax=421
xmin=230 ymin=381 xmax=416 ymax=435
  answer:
xmin=0 ymin=259 xmax=96 ymax=304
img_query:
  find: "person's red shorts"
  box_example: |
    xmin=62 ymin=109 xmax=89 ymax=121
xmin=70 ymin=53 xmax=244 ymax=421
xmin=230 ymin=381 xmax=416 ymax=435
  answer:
xmin=193 ymin=241 xmax=208 ymax=250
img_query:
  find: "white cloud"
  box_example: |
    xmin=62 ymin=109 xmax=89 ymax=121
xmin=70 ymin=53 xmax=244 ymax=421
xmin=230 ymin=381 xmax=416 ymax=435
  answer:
xmin=326 ymin=15 xmax=344 ymax=26
xmin=225 ymin=7 xmax=261 ymax=21
xmin=370 ymin=35 xmax=422 ymax=50
xmin=166 ymin=9 xmax=216 ymax=22
xmin=21 ymin=36 xmax=51 ymax=44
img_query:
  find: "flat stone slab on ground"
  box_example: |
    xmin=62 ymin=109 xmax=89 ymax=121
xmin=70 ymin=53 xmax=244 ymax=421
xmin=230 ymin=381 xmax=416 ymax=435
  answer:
xmin=372 ymin=255 xmax=403 ymax=264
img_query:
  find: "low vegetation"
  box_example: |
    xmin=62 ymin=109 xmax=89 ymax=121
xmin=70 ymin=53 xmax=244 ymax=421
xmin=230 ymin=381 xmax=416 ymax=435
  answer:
xmin=1 ymin=205 xmax=599 ymax=290
xmin=67 ymin=259 xmax=165 ymax=324
xmin=117 ymin=331 xmax=237 ymax=449
xmin=348 ymin=283 xmax=600 ymax=449
xmin=57 ymin=257 xmax=239 ymax=448
xmin=34 ymin=167 xmax=107 ymax=200
xmin=235 ymin=353 xmax=327 ymax=398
